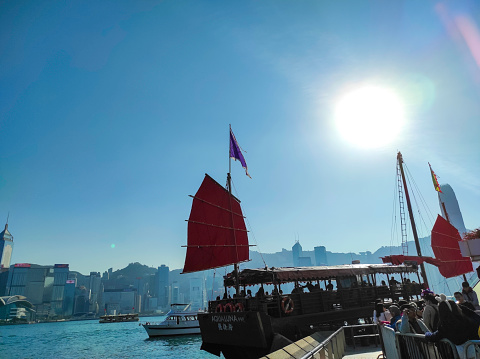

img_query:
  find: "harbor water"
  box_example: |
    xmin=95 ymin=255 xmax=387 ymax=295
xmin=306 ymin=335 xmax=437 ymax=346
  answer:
xmin=1 ymin=316 xmax=221 ymax=359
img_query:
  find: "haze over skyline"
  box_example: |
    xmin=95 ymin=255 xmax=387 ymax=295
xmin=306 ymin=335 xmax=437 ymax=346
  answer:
xmin=1 ymin=1 xmax=479 ymax=275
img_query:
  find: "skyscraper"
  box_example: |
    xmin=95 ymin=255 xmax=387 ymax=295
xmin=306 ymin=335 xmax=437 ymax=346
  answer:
xmin=438 ymin=184 xmax=467 ymax=236
xmin=292 ymin=241 xmax=302 ymax=267
xmin=51 ymin=264 xmax=69 ymax=316
xmin=87 ymin=272 xmax=102 ymax=315
xmin=0 ymin=223 xmax=14 ymax=270
xmin=157 ymin=265 xmax=169 ymax=308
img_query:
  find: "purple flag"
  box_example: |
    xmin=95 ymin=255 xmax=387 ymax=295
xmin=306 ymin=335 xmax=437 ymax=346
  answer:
xmin=230 ymin=128 xmax=251 ymax=178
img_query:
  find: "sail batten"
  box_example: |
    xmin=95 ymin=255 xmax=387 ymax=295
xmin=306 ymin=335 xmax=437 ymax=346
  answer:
xmin=188 ymin=196 xmax=246 ymax=218
xmin=186 ymin=220 xmax=249 ymax=232
xmin=182 ymin=174 xmax=249 ymax=274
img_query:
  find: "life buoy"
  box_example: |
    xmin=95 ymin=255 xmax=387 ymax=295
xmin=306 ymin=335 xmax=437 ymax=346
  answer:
xmin=235 ymin=303 xmax=244 ymax=312
xmin=281 ymin=296 xmax=294 ymax=314
xmin=224 ymin=302 xmax=235 ymax=313
xmin=215 ymin=303 xmax=224 ymax=313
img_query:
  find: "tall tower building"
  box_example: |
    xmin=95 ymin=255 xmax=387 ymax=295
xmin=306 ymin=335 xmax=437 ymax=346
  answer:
xmin=292 ymin=241 xmax=302 ymax=267
xmin=87 ymin=272 xmax=102 ymax=315
xmin=0 ymin=223 xmax=14 ymax=269
xmin=438 ymin=184 xmax=467 ymax=236
xmin=157 ymin=265 xmax=169 ymax=308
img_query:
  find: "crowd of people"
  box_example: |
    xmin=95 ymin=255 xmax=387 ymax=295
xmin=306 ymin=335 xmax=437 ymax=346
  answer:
xmin=374 ymin=282 xmax=480 ymax=357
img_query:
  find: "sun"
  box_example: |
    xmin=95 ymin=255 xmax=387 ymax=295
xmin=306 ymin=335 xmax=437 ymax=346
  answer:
xmin=334 ymin=85 xmax=406 ymax=148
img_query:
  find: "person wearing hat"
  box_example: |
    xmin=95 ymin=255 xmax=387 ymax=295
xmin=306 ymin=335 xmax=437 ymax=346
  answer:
xmin=398 ymin=302 xmax=429 ymax=334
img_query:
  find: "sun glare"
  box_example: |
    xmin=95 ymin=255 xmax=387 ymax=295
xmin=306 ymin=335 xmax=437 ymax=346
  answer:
xmin=334 ymin=85 xmax=406 ymax=148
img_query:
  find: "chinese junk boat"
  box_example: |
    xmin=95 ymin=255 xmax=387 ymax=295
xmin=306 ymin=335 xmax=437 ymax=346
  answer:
xmin=181 ymin=132 xmax=424 ymax=359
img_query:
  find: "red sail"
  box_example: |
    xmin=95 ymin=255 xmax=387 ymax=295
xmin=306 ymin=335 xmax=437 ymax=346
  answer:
xmin=182 ymin=174 xmax=249 ymax=273
xmin=382 ymin=255 xmax=443 ymax=267
xmin=431 ymin=215 xmax=473 ymax=278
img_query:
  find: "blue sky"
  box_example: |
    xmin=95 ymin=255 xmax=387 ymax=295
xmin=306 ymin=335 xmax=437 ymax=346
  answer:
xmin=1 ymin=1 xmax=479 ymax=275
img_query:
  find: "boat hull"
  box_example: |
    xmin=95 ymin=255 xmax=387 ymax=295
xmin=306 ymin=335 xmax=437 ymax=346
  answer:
xmin=143 ymin=324 xmax=200 ymax=337
xmin=199 ymin=306 xmax=375 ymax=359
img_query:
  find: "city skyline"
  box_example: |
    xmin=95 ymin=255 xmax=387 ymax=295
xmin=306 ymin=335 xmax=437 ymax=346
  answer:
xmin=1 ymin=2 xmax=479 ymax=275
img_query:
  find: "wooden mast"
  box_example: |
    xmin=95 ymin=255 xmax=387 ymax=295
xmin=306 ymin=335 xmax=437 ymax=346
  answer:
xmin=228 ymin=125 xmax=241 ymax=295
xmin=397 ymin=152 xmax=430 ymax=288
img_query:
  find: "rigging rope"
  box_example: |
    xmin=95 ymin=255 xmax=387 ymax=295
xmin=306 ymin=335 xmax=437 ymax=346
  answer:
xmin=390 ymin=162 xmax=402 ymax=254
xmin=231 ymin=178 xmax=266 ymax=268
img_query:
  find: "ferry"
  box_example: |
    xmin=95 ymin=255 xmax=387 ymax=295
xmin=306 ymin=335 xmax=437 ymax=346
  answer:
xmin=99 ymin=313 xmax=139 ymax=323
xmin=142 ymin=304 xmax=201 ymax=337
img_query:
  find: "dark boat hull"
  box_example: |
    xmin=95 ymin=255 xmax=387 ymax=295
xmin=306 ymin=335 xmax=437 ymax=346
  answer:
xmin=199 ymin=306 xmax=373 ymax=359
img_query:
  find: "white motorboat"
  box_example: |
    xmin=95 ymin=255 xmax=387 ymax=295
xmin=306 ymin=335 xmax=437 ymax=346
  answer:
xmin=142 ymin=304 xmax=201 ymax=337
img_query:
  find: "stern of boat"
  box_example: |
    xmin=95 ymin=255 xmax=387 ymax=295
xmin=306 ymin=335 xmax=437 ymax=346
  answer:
xmin=199 ymin=311 xmax=273 ymax=358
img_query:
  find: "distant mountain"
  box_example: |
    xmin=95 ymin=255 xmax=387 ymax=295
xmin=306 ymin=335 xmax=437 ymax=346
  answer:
xmin=113 ymin=262 xmax=157 ymax=280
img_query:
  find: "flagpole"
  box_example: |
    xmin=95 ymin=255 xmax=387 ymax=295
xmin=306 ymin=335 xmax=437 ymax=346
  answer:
xmin=229 ymin=124 xmax=232 ymax=178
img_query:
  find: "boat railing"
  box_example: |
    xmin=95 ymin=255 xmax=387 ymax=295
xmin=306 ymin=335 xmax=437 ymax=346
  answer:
xmin=265 ymin=323 xmax=470 ymax=359
xmin=394 ymin=332 xmax=460 ymax=359
xmin=208 ymin=283 xmax=422 ymax=316
xmin=463 ymin=340 xmax=480 ymax=358
xmin=298 ymin=325 xmax=346 ymax=359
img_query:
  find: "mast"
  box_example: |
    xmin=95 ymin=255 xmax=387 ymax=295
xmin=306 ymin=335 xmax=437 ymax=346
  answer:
xmin=397 ymin=152 xmax=430 ymax=288
xmin=228 ymin=124 xmax=240 ymax=295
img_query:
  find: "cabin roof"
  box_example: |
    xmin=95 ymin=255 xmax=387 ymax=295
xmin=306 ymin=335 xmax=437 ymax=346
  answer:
xmin=225 ymin=264 xmax=418 ymax=286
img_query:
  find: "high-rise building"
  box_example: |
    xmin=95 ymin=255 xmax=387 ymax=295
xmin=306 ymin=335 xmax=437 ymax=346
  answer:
xmin=438 ymin=184 xmax=467 ymax=236
xmin=292 ymin=241 xmax=302 ymax=267
xmin=189 ymin=277 xmax=206 ymax=311
xmin=51 ymin=264 xmax=69 ymax=316
xmin=63 ymin=277 xmax=76 ymax=317
xmin=157 ymin=265 xmax=169 ymax=308
xmin=6 ymin=263 xmax=70 ymax=318
xmin=314 ymin=246 xmax=327 ymax=266
xmin=87 ymin=272 xmax=102 ymax=315
xmin=0 ymin=223 xmax=14 ymax=270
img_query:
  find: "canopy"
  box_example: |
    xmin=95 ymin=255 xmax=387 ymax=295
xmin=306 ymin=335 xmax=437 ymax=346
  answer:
xmin=431 ymin=215 xmax=473 ymax=278
xmin=224 ymin=264 xmax=418 ymax=286
xmin=182 ymin=174 xmax=249 ymax=273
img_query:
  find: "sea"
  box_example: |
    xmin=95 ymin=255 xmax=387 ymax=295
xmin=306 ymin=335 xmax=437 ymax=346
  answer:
xmin=1 ymin=316 xmax=222 ymax=359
